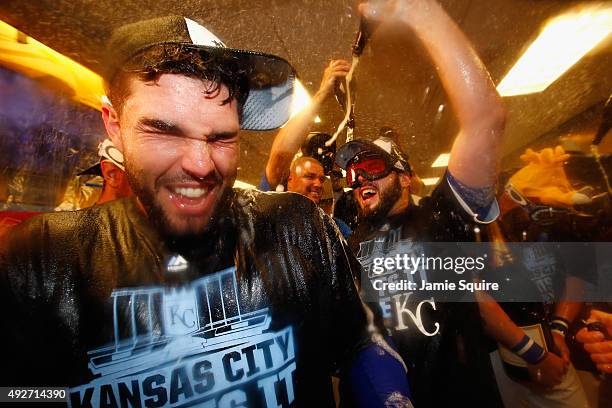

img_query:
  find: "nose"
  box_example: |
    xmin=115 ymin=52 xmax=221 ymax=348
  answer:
xmin=181 ymin=138 xmax=215 ymax=180
xmin=354 ymin=173 xmax=368 ymax=187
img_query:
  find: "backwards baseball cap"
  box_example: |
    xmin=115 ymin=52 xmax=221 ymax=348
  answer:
xmin=78 ymin=139 xmax=125 ymax=176
xmin=103 ymin=15 xmax=296 ymax=131
xmin=335 ymin=136 xmax=412 ymax=174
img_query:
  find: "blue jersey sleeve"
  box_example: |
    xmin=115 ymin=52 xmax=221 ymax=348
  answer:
xmin=258 ymin=173 xmax=273 ymax=192
xmin=342 ymin=337 xmax=413 ymax=407
xmin=445 ymin=171 xmax=499 ymax=224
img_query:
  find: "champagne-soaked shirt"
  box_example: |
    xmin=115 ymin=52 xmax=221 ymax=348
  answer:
xmin=348 ymin=174 xmax=501 ymax=407
xmin=0 ymin=189 xmax=372 ymax=408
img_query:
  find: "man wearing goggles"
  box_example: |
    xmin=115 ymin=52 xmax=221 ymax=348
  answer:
xmin=334 ymin=0 xmax=506 ymax=406
xmin=346 ymin=152 xmax=398 ymax=189
xmin=343 ymin=144 xmax=413 ymax=223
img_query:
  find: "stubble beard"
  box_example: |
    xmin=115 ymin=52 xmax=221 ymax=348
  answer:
xmin=357 ymin=174 xmax=403 ymax=225
xmin=125 ymin=165 xmax=233 ymax=242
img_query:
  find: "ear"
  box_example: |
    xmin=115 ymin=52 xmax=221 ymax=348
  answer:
xmin=399 ymin=171 xmax=411 ymax=189
xmin=286 ymin=174 xmax=294 ymax=190
xmin=101 ymin=101 xmax=124 ymax=152
xmin=100 ymin=161 xmax=124 ymax=188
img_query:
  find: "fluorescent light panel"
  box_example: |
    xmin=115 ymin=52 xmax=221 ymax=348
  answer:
xmin=497 ymin=3 xmax=612 ymax=97
xmin=431 ymin=153 xmax=450 ymax=168
xmin=422 ymin=177 xmax=440 ymax=186
xmin=233 ymin=180 xmax=256 ymax=189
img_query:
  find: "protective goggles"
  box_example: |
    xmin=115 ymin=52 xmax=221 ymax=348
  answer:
xmin=346 ymin=152 xmax=394 ymax=188
xmin=505 ymin=183 xmax=572 ymax=224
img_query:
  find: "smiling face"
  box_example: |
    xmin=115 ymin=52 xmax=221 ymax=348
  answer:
xmin=353 ymin=167 xmax=413 ymax=223
xmin=287 ymin=157 xmax=325 ymax=204
xmin=104 ymin=74 xmax=240 ymax=238
xmin=355 ymin=170 xmax=402 ymax=219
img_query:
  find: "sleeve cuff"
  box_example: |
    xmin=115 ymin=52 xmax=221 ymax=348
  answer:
xmin=445 ymin=174 xmax=500 ymax=224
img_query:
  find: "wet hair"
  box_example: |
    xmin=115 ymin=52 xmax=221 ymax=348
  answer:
xmin=107 ymin=43 xmax=251 ymax=117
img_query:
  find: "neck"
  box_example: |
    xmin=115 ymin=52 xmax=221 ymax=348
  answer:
xmin=387 ymin=187 xmax=411 ymax=217
xmin=96 ymin=187 xmax=119 ymax=205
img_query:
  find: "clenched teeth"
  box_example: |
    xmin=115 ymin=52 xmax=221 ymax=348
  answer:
xmin=173 ymin=187 xmax=209 ymax=198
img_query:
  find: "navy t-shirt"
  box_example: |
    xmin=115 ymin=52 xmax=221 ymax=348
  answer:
xmin=259 ymin=173 xmax=352 ymax=239
xmin=1 ymin=190 xmax=373 ymax=407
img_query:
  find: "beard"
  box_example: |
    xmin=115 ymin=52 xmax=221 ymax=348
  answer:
xmin=357 ymin=174 xmax=403 ymax=225
xmin=125 ymin=164 xmax=233 ymax=244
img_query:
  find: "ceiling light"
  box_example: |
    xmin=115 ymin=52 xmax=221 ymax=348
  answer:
xmin=290 ymin=79 xmax=311 ymax=118
xmin=497 ymin=3 xmax=612 ymax=97
xmin=288 ymin=79 xmax=321 ymax=124
xmin=233 ymin=180 xmax=256 ymax=189
xmin=422 ymin=177 xmax=440 ymax=186
xmin=431 ymin=153 xmax=450 ymax=168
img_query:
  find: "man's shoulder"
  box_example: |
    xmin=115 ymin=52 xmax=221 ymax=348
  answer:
xmin=231 ymin=188 xmax=330 ymax=242
xmin=20 ymin=198 xmax=130 ymax=229
xmin=5 ymin=199 xmax=135 ymax=252
xmin=233 ymin=188 xmax=319 ymax=216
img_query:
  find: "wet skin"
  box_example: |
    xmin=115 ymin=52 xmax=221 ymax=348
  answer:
xmin=288 ymin=158 xmax=325 ymax=204
xmin=109 ymin=74 xmax=240 ymax=237
xmin=354 ymin=170 xmax=403 ymax=220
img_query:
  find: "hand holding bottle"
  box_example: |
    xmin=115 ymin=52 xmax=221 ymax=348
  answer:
xmin=527 ymin=352 xmax=568 ymax=388
xmin=315 ymin=59 xmax=351 ymax=102
xmin=576 ymin=309 xmax=612 ymax=373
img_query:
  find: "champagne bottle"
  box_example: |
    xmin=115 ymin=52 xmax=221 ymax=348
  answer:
xmin=487 ymin=223 xmax=557 ymax=381
xmin=498 ymin=302 xmax=556 ymax=381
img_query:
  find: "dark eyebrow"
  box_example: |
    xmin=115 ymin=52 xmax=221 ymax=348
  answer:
xmin=136 ymin=118 xmax=184 ymax=136
xmin=207 ymin=131 xmax=239 ymax=141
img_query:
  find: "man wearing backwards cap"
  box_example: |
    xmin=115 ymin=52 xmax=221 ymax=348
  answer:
xmin=335 ymin=0 xmax=506 ymax=406
xmin=79 ymin=138 xmax=132 ymax=205
xmin=55 ymin=139 xmax=132 ymax=210
xmin=0 ymin=14 xmax=411 ymax=408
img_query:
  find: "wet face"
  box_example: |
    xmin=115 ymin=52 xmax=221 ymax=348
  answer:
xmin=355 ymin=170 xmax=403 ymax=221
xmin=287 ymin=158 xmax=325 ymax=204
xmin=111 ymin=74 xmax=240 ymax=238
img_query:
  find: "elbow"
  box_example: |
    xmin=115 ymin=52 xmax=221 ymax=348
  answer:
xmin=485 ymin=92 xmax=507 ymax=131
xmin=480 ymin=96 xmax=507 ymax=131
xmin=467 ymin=102 xmax=507 ymax=138
xmin=490 ymin=103 xmax=507 ymax=132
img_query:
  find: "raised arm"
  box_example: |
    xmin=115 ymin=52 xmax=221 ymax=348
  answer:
xmin=265 ymin=59 xmax=350 ymax=188
xmin=360 ymin=0 xmax=506 ymax=187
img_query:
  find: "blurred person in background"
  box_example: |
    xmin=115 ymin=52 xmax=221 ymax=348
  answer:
xmin=80 ymin=138 xmax=132 ymax=205
xmin=476 ymin=147 xmax=594 ymax=408
xmin=261 ymin=59 xmax=349 ymax=192
xmin=55 ymin=139 xmax=132 ymax=210
xmin=261 ymin=59 xmax=353 ymax=237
